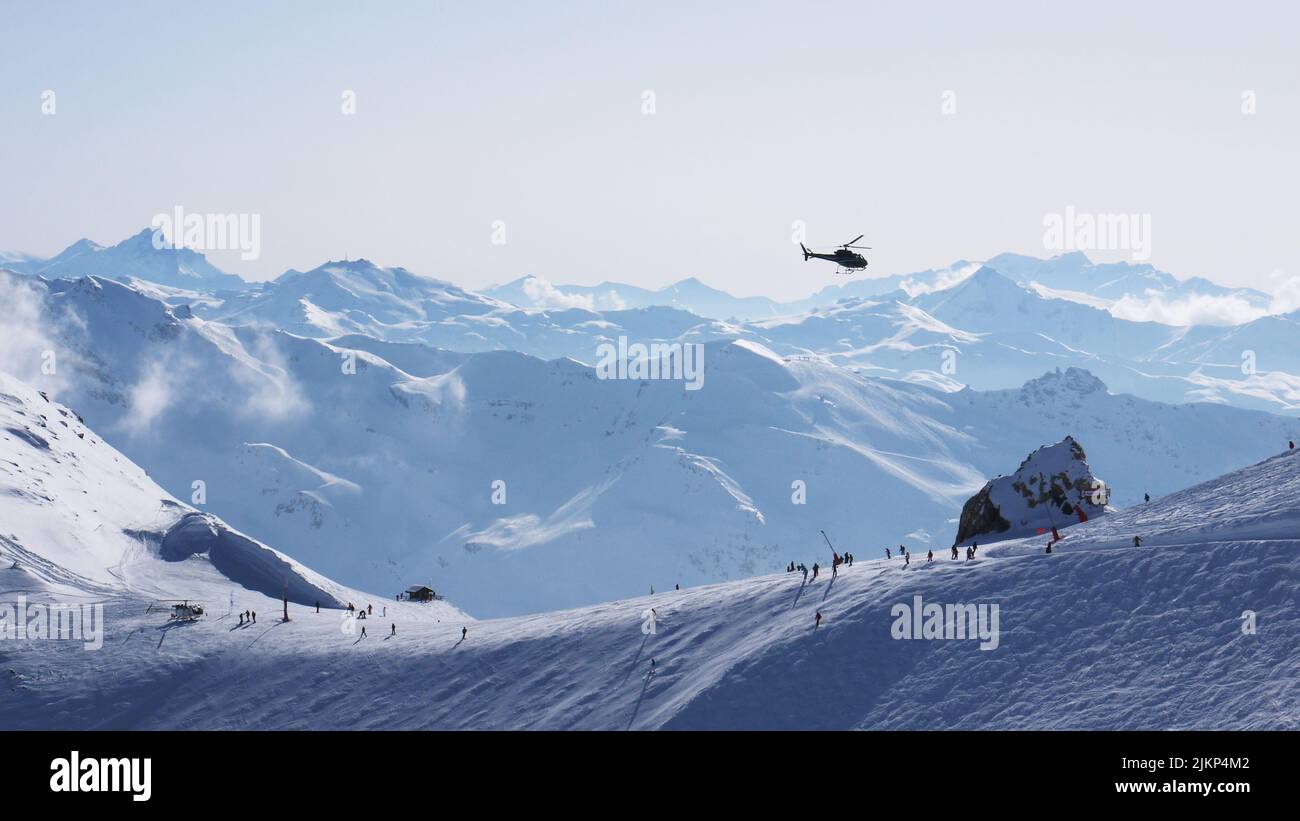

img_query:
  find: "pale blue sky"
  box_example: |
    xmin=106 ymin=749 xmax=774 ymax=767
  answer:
xmin=2 ymin=0 xmax=1297 ymax=299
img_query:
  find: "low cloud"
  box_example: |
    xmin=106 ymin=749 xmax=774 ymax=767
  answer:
xmin=898 ymin=263 xmax=980 ymax=297
xmin=1109 ymin=292 xmax=1266 ymax=326
xmin=1109 ymin=272 xmax=1300 ymax=327
xmin=593 ymin=289 xmax=627 ymax=311
xmin=122 ymin=358 xmax=181 ymax=435
xmin=232 ymin=331 xmax=311 ymax=422
xmin=1265 ymin=269 xmax=1300 ymax=315
xmin=521 ymin=277 xmax=594 ymax=311
xmin=0 ymin=271 xmax=77 ymax=394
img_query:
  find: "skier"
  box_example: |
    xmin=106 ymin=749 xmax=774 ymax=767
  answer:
xmin=800 ymin=564 xmax=808 ymax=583
xmin=814 ymin=611 xmax=822 ymax=628
xmin=927 ymin=550 xmax=933 ymax=563
xmin=650 ymin=585 xmax=654 ymax=595
xmin=972 ymin=541 xmax=978 ymax=557
xmin=885 ymin=547 xmax=891 ymax=559
xmin=650 ymin=658 xmax=656 ymax=675
xmin=1144 ymin=493 xmax=1150 ymax=503
xmin=251 ymin=610 xmax=256 ymax=624
xmin=361 ymin=625 xmax=366 ymax=638
xmin=1133 ymin=535 xmax=1143 ymax=547
xmin=675 ymin=583 xmax=680 ymax=590
xmin=391 ymin=623 xmax=396 ymax=636
xmin=812 ymin=562 xmax=820 ymax=580
xmin=966 ymin=546 xmax=973 ymax=560
xmin=951 ymin=545 xmax=958 ymax=560
xmin=315 ymin=601 xmax=320 ymax=614
xmin=238 ymin=612 xmax=244 ymax=626
xmin=367 ymin=603 xmax=373 ymax=615
xmin=383 ymin=606 xmax=386 ymax=617
xmin=462 ymin=626 xmax=468 ymax=641
xmin=904 ymin=552 xmax=910 ymax=567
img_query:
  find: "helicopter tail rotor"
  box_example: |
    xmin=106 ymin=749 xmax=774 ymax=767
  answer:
xmin=800 ymin=243 xmax=812 ymax=261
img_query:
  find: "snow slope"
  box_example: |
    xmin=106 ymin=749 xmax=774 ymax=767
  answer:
xmin=6 ymin=268 xmax=1295 ymax=616
xmin=0 ymin=371 xmax=428 ymax=614
xmin=2 ymin=414 xmax=1295 ymax=729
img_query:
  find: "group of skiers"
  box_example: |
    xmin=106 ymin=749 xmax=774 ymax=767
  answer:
xmin=787 ymin=551 xmax=858 ymax=581
xmin=940 ymin=542 xmax=979 ymax=561
xmin=346 ymin=602 xmax=385 ymax=619
xmin=789 ymin=561 xmax=824 ymax=580
xmin=209 ymin=600 xmax=467 ymax=644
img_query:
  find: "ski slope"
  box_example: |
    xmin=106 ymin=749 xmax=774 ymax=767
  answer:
xmin=2 ymin=369 xmax=1295 ymax=729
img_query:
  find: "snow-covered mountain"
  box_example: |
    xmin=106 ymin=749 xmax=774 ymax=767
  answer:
xmin=10 ymin=230 xmax=1297 ymax=411
xmin=10 ymin=228 xmax=248 ymax=291
xmin=753 ymin=267 xmax=1300 ymax=413
xmin=197 ymin=261 xmax=742 ymax=361
xmin=210 ymin=259 xmax=507 ymax=334
xmin=174 ymin=259 xmax=1300 ymax=413
xmin=486 ymin=274 xmax=789 ymax=319
xmin=0 ymin=371 xmax=373 ymax=611
xmin=485 ymin=252 xmax=1277 ymax=327
xmin=988 ymin=251 xmax=1273 ymax=319
xmin=487 ymin=263 xmax=985 ymax=321
xmin=2 ymin=395 xmax=1295 ymax=729
xmin=7 ymin=268 xmax=1295 ymax=617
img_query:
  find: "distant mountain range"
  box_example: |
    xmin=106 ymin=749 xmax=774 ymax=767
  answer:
xmin=3 ymin=228 xmax=1285 ymax=324
xmin=6 ymin=228 xmax=1299 ymax=414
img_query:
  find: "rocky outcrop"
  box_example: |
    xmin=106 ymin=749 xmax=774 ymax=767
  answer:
xmin=954 ymin=435 xmax=1111 ymax=546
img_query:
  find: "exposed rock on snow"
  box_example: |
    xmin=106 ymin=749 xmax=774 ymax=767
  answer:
xmin=954 ymin=435 xmax=1111 ymax=546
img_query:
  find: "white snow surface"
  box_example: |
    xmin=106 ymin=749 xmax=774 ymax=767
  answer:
xmin=0 ymin=368 xmax=1297 ymax=729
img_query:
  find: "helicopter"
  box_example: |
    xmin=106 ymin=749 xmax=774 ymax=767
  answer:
xmin=150 ymin=599 xmax=205 ymax=622
xmin=800 ymin=234 xmax=871 ymax=275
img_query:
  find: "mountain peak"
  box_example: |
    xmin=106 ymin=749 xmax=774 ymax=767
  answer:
xmin=58 ymin=237 xmax=105 ymax=256
xmin=1021 ymin=367 xmax=1108 ymax=396
xmin=670 ymin=276 xmax=718 ymax=292
xmin=946 ymin=265 xmax=1025 ymax=296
